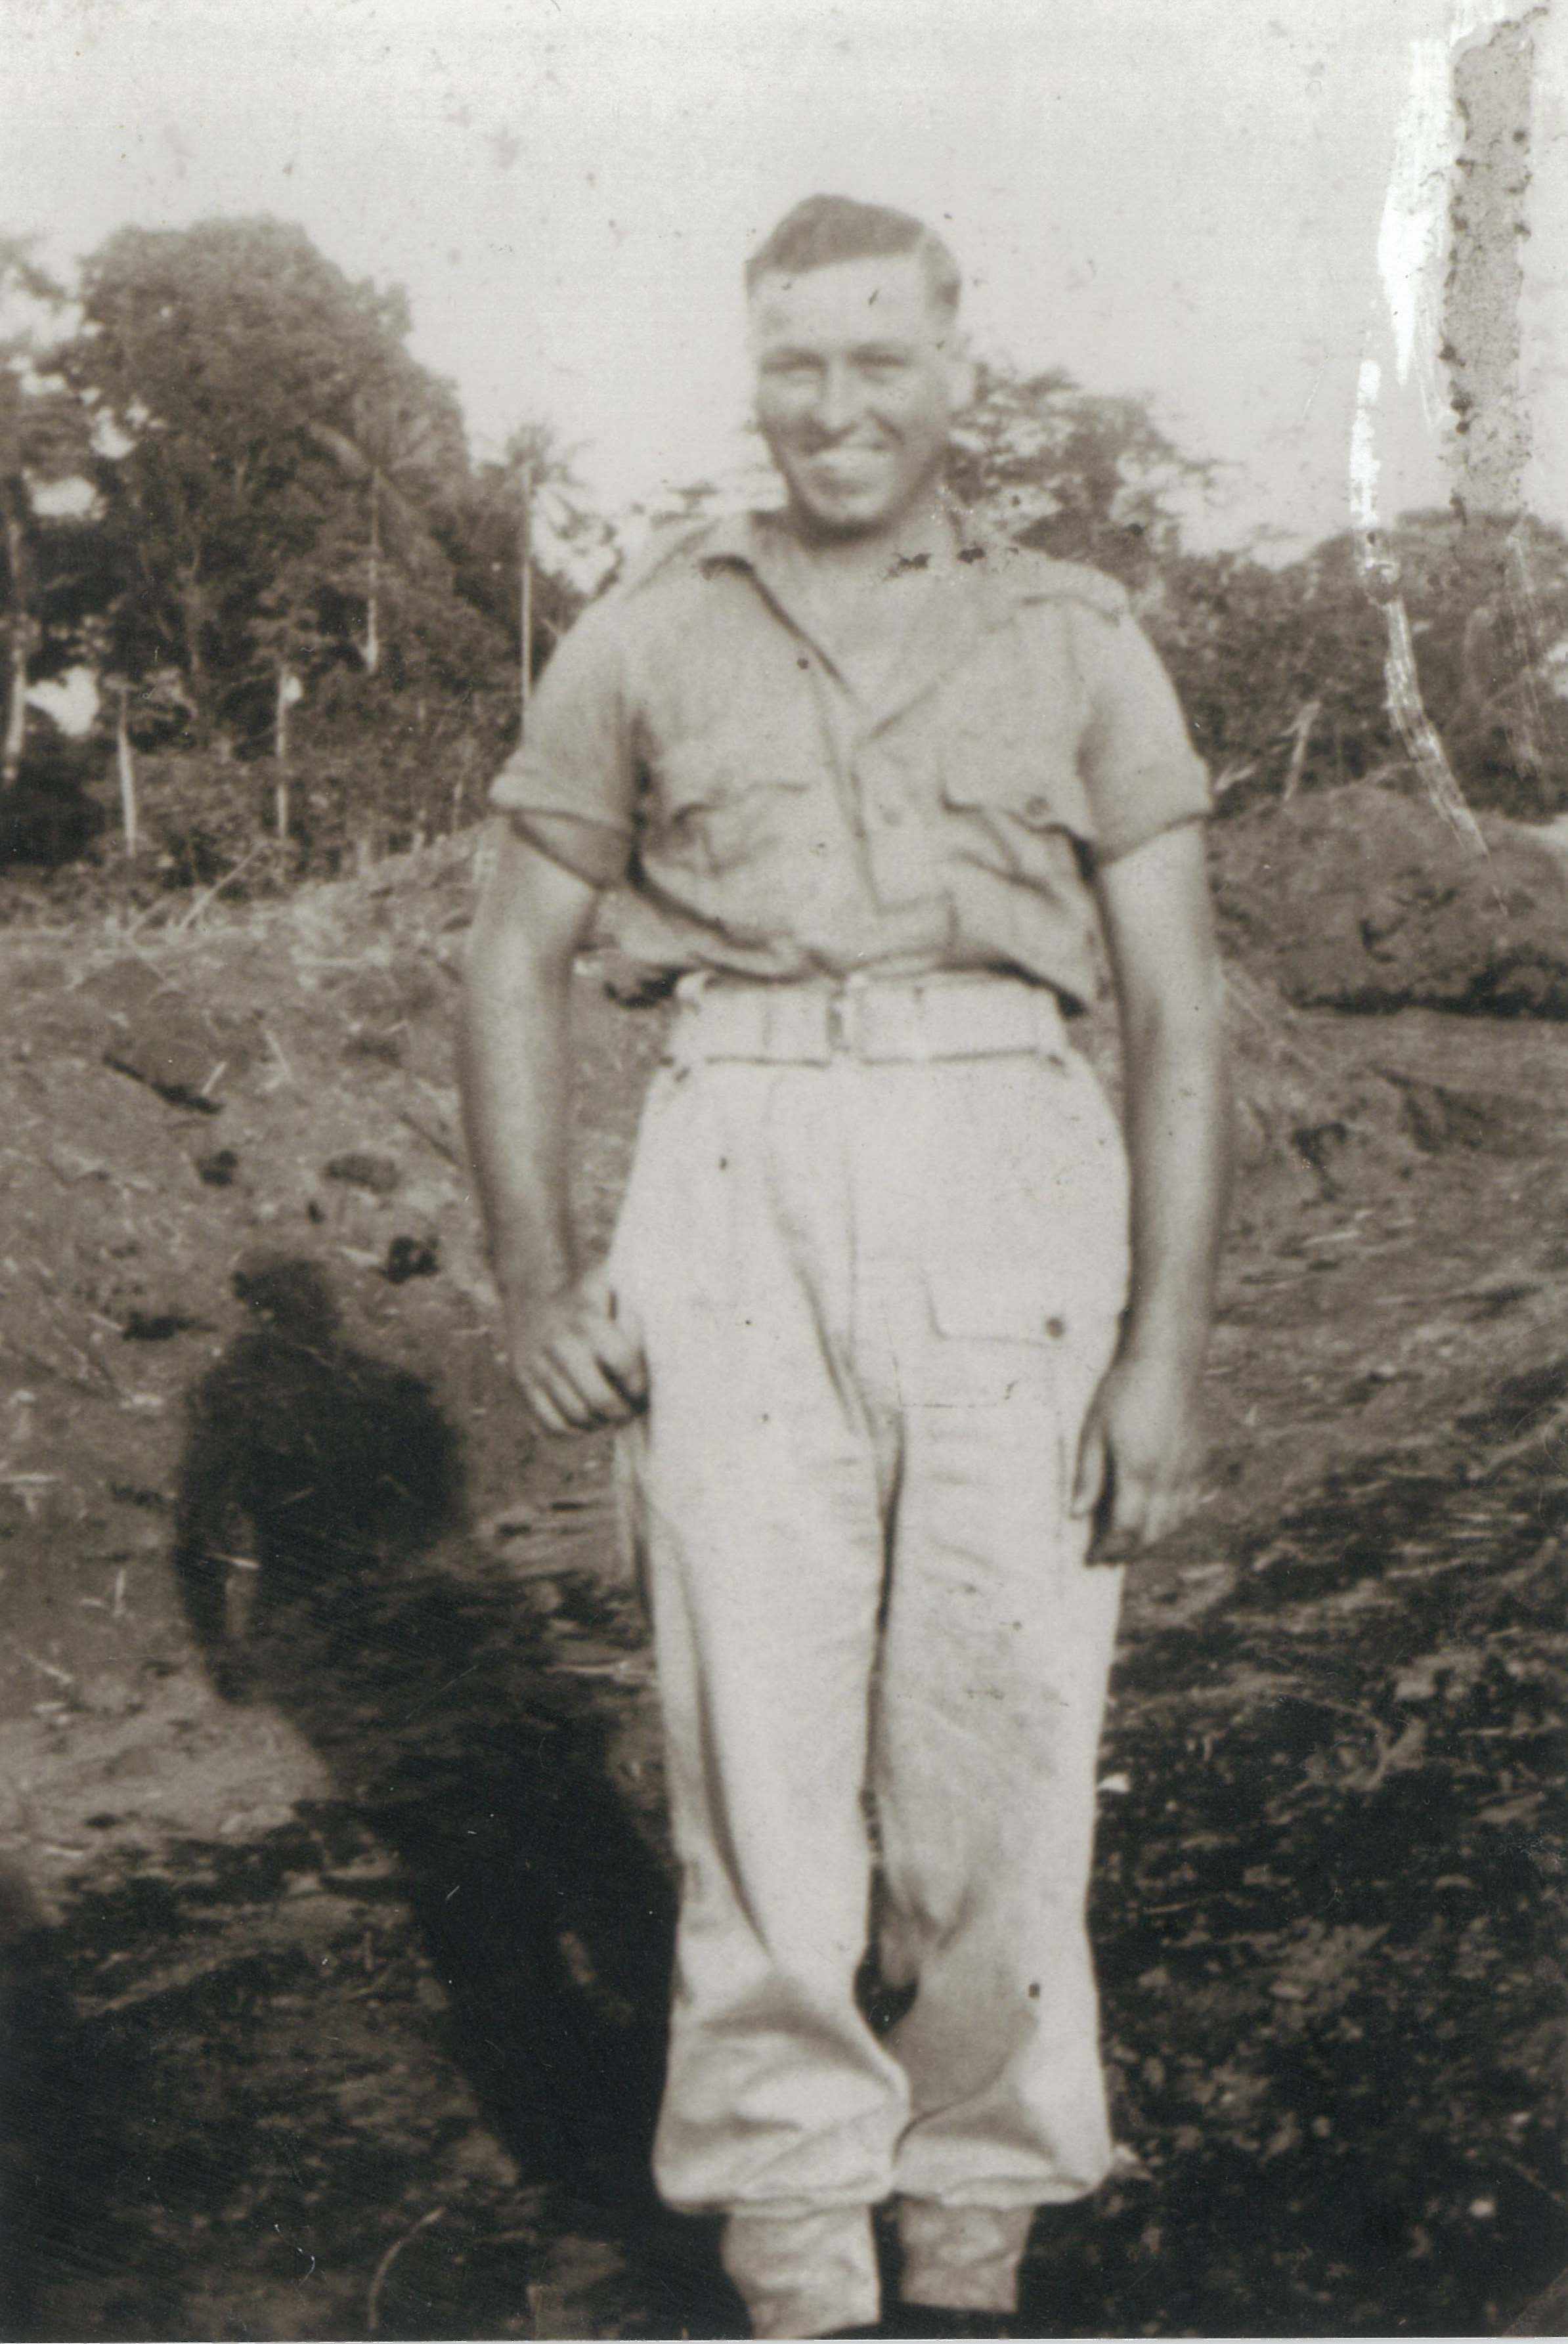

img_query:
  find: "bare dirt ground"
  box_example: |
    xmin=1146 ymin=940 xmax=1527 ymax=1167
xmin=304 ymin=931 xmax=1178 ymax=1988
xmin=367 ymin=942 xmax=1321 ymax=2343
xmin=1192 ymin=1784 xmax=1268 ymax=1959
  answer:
xmin=0 ymin=836 xmax=1563 ymax=2339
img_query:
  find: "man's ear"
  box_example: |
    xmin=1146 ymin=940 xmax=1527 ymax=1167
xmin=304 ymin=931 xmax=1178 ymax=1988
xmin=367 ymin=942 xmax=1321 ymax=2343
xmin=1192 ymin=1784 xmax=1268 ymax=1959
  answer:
xmin=945 ymin=344 xmax=978 ymax=414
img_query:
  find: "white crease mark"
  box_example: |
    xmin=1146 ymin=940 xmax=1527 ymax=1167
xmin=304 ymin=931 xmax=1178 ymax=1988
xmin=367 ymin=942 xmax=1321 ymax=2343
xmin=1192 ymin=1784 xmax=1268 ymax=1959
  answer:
xmin=1347 ymin=1 xmax=1532 ymax=861
xmin=1349 ymin=358 xmax=1383 ymax=547
xmin=1378 ymin=36 xmax=1457 ymax=423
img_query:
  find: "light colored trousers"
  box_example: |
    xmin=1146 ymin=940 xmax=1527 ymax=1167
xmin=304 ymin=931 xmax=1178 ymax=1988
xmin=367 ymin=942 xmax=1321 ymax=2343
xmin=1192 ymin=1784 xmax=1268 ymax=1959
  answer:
xmin=609 ymin=989 xmax=1130 ymax=2336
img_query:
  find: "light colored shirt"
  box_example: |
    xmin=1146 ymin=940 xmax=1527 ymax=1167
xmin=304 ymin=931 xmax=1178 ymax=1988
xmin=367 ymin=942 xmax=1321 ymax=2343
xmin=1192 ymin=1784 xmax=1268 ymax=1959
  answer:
xmin=489 ymin=510 xmax=1210 ymax=1008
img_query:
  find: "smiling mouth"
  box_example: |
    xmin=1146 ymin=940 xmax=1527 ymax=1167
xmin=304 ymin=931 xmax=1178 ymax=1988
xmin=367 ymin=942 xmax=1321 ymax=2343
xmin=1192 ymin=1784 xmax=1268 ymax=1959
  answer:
xmin=805 ymin=449 xmax=890 ymax=481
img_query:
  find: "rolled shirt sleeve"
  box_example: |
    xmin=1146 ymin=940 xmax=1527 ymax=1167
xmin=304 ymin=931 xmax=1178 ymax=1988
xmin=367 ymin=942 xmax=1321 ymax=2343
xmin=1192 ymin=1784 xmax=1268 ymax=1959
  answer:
xmin=489 ymin=597 xmax=638 ymax=888
xmin=1067 ymin=603 xmax=1211 ymax=864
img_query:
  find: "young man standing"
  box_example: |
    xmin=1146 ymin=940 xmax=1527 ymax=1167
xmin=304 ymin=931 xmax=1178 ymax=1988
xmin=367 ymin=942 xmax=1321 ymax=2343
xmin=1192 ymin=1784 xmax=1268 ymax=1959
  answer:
xmin=460 ymin=196 xmax=1229 ymax=2340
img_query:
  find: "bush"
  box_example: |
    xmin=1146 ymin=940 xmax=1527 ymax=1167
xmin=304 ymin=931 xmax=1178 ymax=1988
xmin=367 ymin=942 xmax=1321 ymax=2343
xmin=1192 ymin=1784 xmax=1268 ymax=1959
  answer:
xmin=0 ymin=676 xmax=518 ymax=928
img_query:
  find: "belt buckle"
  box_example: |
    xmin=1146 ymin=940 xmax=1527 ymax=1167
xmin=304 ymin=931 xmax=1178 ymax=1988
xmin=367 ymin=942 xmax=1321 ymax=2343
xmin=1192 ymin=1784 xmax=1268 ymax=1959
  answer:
xmin=825 ymin=978 xmax=868 ymax=1056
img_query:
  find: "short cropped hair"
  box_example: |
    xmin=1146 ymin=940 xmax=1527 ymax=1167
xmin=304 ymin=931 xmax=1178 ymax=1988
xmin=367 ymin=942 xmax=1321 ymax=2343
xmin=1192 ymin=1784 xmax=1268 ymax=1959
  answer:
xmin=745 ymin=194 xmax=962 ymax=318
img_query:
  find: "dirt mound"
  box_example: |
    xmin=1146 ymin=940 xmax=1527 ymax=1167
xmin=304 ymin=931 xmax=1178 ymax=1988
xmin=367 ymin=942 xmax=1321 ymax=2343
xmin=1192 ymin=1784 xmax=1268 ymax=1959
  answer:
xmin=1215 ymin=782 xmax=1568 ymax=1016
xmin=1079 ymin=965 xmax=1430 ymax=1213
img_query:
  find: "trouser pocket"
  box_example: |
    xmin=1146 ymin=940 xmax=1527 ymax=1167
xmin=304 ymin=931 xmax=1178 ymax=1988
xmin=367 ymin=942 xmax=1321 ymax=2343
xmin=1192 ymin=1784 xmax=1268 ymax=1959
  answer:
xmin=918 ymin=1051 xmax=1129 ymax=1345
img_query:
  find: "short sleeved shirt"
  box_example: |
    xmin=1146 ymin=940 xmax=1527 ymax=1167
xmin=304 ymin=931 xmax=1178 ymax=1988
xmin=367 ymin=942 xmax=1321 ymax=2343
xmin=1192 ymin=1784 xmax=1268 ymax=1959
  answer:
xmin=489 ymin=510 xmax=1209 ymax=1009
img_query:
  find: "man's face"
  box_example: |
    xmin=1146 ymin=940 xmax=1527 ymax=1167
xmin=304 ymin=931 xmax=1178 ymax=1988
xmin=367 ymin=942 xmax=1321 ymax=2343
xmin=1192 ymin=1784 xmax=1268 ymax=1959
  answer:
xmin=750 ymin=251 xmax=970 ymax=540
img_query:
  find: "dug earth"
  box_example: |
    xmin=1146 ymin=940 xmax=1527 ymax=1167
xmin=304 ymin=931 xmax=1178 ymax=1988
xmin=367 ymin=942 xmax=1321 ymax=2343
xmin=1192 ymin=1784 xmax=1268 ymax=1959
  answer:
xmin=0 ymin=825 xmax=1563 ymax=2339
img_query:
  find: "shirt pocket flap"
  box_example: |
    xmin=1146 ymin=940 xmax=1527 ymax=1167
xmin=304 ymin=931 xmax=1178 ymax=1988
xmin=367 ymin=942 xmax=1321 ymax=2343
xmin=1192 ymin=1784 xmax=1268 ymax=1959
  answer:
xmin=659 ymin=735 xmax=813 ymax=813
xmin=939 ymin=726 xmax=1094 ymax=840
xmin=654 ymin=737 xmax=815 ymax=875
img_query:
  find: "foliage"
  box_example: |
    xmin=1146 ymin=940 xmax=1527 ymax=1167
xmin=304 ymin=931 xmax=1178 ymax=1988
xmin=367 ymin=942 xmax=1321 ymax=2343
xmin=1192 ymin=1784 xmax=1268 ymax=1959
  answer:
xmin=5 ymin=207 xmax=1568 ymax=894
xmin=1385 ymin=510 xmax=1568 ymax=821
xmin=948 ymin=358 xmax=1214 ymax=586
xmin=458 ymin=426 xmax=609 ymax=692
xmin=0 ymin=213 xmax=603 ymax=884
xmin=92 ymin=682 xmax=514 ymax=898
xmin=1150 ymin=514 xmax=1568 ymax=818
xmin=1 ymin=238 xmax=95 ymax=787
xmin=947 ymin=360 xmax=1568 ymax=824
xmin=1147 ymin=539 xmax=1391 ymax=805
xmin=60 ymin=217 xmax=512 ymax=752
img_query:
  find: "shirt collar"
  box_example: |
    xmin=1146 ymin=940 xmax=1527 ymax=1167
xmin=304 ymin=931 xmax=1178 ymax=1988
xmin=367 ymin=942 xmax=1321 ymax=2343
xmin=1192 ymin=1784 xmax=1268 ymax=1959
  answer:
xmin=693 ymin=509 xmax=768 ymax=571
xmin=694 ymin=503 xmax=1048 ymax=730
xmin=697 ymin=503 xmax=1049 ymax=607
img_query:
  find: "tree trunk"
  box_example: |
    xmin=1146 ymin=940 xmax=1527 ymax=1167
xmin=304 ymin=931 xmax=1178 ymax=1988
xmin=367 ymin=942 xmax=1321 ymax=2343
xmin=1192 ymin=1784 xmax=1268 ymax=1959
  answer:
xmin=1280 ymin=697 xmax=1322 ymax=803
xmin=274 ymin=664 xmax=292 ymax=842
xmin=116 ymin=685 xmax=140 ymax=855
xmin=1 ymin=626 xmax=25 ymax=790
xmin=518 ymin=460 xmax=533 ymax=726
xmin=361 ymin=474 xmax=381 ymax=676
xmin=3 ymin=508 xmax=30 ymax=790
xmin=177 ymin=564 xmax=211 ymax=747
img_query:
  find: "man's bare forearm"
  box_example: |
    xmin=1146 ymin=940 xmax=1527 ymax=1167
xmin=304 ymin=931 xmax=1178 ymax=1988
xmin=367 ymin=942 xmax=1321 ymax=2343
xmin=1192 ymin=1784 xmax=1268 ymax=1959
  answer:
xmin=1095 ymin=821 xmax=1230 ymax=1383
xmin=458 ymin=824 xmax=602 ymax=1314
xmin=1118 ymin=979 xmax=1230 ymax=1376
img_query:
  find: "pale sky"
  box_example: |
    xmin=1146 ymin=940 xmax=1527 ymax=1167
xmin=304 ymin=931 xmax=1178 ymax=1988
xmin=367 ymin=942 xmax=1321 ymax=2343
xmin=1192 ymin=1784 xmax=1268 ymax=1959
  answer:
xmin=3 ymin=0 xmax=1565 ymax=559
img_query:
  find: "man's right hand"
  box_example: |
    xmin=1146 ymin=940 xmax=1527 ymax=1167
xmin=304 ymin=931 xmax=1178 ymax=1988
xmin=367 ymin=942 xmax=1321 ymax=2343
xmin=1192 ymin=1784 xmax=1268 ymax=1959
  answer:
xmin=507 ymin=1264 xmax=648 ymax=1435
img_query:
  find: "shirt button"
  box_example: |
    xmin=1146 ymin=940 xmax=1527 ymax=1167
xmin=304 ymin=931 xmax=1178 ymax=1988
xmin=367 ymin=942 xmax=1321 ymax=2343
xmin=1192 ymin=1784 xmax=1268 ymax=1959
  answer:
xmin=1045 ymin=1315 xmax=1067 ymax=1339
xmin=880 ymin=803 xmax=905 ymax=827
xmin=1024 ymin=794 xmax=1052 ymax=823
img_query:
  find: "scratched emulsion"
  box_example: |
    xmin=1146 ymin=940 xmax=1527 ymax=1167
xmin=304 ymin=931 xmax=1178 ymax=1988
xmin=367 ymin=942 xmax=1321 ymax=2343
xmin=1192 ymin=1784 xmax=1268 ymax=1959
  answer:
xmin=1353 ymin=8 xmax=1544 ymax=856
xmin=1445 ymin=10 xmax=1538 ymax=518
xmin=1443 ymin=10 xmax=1561 ymax=814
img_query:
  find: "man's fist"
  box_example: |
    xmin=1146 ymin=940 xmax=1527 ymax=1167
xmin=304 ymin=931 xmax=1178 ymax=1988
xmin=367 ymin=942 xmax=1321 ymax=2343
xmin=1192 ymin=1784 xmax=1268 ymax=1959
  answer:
xmin=508 ymin=1265 xmax=648 ymax=1435
xmin=1070 ymin=1349 xmax=1205 ymax=1561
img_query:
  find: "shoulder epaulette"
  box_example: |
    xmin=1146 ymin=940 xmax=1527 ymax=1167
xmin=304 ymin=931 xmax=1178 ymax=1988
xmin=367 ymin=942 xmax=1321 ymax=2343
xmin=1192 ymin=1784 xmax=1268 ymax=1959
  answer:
xmin=980 ymin=536 xmax=1125 ymax=619
xmin=613 ymin=518 xmax=726 ymax=599
xmin=1002 ymin=546 xmax=1131 ymax=619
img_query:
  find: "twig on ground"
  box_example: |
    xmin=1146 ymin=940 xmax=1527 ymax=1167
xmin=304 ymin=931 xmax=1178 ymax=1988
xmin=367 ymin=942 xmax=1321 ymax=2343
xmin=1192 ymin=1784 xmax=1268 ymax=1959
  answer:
xmin=20 ymin=1650 xmax=74 ymax=1687
xmin=394 ymin=1106 xmax=464 ymax=1167
xmin=366 ymin=2206 xmax=446 ymax=2333
xmin=171 ymin=843 xmax=267 ymax=934
xmin=0 ymin=1332 xmax=117 ymax=1402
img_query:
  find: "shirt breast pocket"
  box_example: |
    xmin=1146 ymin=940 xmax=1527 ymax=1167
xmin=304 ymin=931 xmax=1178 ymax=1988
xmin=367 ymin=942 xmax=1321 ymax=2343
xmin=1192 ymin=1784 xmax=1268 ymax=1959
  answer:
xmin=940 ymin=724 xmax=1095 ymax=854
xmin=656 ymin=738 xmax=815 ymax=876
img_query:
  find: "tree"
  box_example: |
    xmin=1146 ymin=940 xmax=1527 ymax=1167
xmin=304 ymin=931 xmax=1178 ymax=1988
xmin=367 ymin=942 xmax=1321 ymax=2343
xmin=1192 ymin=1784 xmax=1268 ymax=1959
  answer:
xmin=1147 ymin=540 xmax=1390 ymax=805
xmin=1150 ymin=512 xmax=1568 ymax=821
xmin=502 ymin=423 xmax=614 ymax=714
xmin=62 ymin=217 xmax=487 ymax=752
xmin=1383 ymin=510 xmax=1568 ymax=819
xmin=302 ymin=343 xmax=470 ymax=679
xmin=947 ymin=360 xmax=1213 ymax=586
xmin=0 ymin=240 xmax=92 ymax=789
xmin=451 ymin=427 xmax=606 ymax=720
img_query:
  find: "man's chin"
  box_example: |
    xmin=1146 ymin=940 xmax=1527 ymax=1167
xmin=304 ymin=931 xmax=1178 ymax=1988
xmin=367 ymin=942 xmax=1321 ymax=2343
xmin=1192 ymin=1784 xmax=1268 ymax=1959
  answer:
xmin=789 ymin=490 xmax=894 ymax=541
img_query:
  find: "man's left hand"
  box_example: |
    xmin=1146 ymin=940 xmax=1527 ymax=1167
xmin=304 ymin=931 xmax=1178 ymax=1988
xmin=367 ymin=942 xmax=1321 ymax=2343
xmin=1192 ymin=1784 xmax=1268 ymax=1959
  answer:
xmin=1070 ymin=1350 xmax=1205 ymax=1559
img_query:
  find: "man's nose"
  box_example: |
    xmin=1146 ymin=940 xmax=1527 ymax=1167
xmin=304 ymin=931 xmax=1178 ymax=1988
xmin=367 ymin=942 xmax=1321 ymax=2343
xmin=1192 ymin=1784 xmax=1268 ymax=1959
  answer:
xmin=809 ymin=360 xmax=865 ymax=437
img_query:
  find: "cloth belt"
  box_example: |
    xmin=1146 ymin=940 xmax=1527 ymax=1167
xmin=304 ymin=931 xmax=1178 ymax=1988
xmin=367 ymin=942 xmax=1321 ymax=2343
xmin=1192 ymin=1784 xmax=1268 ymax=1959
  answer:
xmin=666 ymin=970 xmax=1069 ymax=1066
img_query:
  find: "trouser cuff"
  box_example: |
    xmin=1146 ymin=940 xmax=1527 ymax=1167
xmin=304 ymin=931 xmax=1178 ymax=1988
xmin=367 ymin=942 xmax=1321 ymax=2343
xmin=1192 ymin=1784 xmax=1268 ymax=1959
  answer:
xmin=721 ymin=2204 xmax=881 ymax=2339
xmin=896 ymin=2199 xmax=1035 ymax=2314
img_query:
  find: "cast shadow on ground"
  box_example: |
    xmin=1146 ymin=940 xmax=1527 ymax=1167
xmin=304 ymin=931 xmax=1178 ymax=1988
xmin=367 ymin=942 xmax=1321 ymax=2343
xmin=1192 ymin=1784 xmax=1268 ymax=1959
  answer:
xmin=162 ymin=1252 xmax=729 ymax=2333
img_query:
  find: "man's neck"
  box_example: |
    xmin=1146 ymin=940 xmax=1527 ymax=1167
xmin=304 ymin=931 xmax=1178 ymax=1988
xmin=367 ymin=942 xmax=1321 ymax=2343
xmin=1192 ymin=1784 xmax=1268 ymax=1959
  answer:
xmin=781 ymin=492 xmax=957 ymax=584
xmin=771 ymin=494 xmax=961 ymax=702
